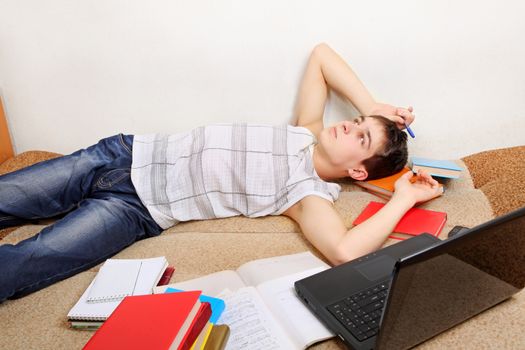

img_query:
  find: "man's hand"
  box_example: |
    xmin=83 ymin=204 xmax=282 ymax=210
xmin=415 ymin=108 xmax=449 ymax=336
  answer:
xmin=369 ymin=103 xmax=415 ymax=130
xmin=393 ymin=170 xmax=443 ymax=206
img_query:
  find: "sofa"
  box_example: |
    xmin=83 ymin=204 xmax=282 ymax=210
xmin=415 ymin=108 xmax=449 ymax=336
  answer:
xmin=1 ymin=145 xmax=524 ymax=349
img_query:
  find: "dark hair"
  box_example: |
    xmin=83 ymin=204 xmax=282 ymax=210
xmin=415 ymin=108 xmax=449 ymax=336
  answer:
xmin=361 ymin=115 xmax=408 ymax=180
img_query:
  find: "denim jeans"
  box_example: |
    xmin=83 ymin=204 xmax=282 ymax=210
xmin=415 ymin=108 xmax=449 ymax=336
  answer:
xmin=0 ymin=134 xmax=163 ymax=302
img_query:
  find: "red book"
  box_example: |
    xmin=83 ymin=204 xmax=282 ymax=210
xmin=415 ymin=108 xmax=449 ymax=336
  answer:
xmin=179 ymin=302 xmax=212 ymax=350
xmin=82 ymin=291 xmax=209 ymax=350
xmin=353 ymin=201 xmax=447 ymax=240
xmin=157 ymin=266 xmax=176 ymax=286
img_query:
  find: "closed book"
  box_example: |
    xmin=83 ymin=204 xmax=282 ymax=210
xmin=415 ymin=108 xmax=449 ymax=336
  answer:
xmin=165 ymin=288 xmax=225 ymax=350
xmin=203 ymin=324 xmax=230 ymax=350
xmin=165 ymin=288 xmax=225 ymax=325
xmin=180 ymin=302 xmax=212 ymax=350
xmin=82 ymin=291 xmax=203 ymax=350
xmin=157 ymin=266 xmax=176 ymax=286
xmin=411 ymin=157 xmax=463 ymax=179
xmin=355 ymin=167 xmax=412 ymax=198
xmin=190 ymin=322 xmax=213 ymax=350
xmin=353 ymin=201 xmax=447 ymax=240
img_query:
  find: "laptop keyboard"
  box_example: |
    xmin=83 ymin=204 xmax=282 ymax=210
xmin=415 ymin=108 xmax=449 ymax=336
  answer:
xmin=327 ymin=280 xmax=390 ymax=342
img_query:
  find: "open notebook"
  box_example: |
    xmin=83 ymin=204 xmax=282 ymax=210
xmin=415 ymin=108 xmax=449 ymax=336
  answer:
xmin=68 ymin=256 xmax=168 ymax=321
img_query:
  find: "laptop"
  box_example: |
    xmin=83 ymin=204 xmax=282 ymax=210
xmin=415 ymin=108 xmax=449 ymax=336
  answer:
xmin=295 ymin=206 xmax=525 ymax=350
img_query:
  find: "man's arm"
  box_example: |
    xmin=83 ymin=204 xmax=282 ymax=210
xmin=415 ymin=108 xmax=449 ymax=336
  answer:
xmin=284 ymin=171 xmax=443 ymax=265
xmin=294 ymin=43 xmax=414 ymax=135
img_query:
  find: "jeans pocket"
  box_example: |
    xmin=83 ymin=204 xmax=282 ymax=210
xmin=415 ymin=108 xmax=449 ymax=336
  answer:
xmin=94 ymin=169 xmax=131 ymax=190
xmin=119 ymin=134 xmax=133 ymax=155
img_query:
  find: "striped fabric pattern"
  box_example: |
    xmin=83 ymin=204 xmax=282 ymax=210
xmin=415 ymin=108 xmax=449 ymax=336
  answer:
xmin=131 ymin=123 xmax=341 ymax=229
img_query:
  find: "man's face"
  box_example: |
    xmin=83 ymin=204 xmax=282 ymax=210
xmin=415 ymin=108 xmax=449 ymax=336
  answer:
xmin=317 ymin=116 xmax=386 ymax=173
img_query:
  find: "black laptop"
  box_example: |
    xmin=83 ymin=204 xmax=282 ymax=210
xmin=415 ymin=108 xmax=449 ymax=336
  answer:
xmin=295 ymin=206 xmax=525 ymax=350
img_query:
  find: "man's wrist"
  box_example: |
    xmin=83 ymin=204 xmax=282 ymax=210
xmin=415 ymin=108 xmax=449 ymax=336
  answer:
xmin=389 ymin=193 xmax=417 ymax=212
xmin=362 ymin=101 xmax=379 ymax=116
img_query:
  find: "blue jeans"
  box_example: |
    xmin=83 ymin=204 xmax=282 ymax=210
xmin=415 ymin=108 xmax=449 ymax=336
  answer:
xmin=0 ymin=134 xmax=162 ymax=302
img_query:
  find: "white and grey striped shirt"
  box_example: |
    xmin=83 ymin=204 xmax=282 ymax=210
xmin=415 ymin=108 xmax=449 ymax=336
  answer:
xmin=131 ymin=123 xmax=341 ymax=229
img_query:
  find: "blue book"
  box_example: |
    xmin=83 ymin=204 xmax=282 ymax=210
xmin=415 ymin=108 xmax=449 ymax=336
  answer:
xmin=410 ymin=157 xmax=463 ymax=179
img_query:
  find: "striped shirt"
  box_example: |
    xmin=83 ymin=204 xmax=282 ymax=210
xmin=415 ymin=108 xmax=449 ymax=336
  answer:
xmin=131 ymin=123 xmax=341 ymax=229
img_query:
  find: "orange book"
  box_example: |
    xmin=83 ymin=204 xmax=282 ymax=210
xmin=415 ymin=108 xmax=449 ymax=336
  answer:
xmin=353 ymin=201 xmax=447 ymax=240
xmin=354 ymin=167 xmax=412 ymax=199
xmin=83 ymin=291 xmax=211 ymax=350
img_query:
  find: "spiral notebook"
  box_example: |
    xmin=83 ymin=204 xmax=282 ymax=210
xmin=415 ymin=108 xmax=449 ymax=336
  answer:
xmin=67 ymin=256 xmax=168 ymax=321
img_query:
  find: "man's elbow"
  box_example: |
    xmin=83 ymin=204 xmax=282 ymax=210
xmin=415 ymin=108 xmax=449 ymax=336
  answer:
xmin=311 ymin=43 xmax=331 ymax=62
xmin=328 ymin=246 xmax=362 ymax=266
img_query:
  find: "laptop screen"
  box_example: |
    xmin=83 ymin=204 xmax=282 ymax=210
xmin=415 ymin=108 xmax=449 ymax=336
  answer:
xmin=376 ymin=207 xmax=525 ymax=350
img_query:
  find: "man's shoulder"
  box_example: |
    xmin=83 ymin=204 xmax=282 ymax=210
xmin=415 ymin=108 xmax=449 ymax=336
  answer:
xmin=283 ymin=194 xmax=336 ymax=219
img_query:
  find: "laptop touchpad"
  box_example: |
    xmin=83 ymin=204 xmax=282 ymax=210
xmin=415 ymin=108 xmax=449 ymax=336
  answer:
xmin=354 ymin=255 xmax=396 ymax=281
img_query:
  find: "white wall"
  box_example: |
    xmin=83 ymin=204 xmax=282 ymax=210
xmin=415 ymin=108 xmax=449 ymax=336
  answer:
xmin=1 ymin=0 xmax=524 ymax=159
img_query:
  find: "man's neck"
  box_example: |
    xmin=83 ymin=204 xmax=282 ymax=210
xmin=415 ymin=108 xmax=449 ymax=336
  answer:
xmin=312 ymin=145 xmax=346 ymax=181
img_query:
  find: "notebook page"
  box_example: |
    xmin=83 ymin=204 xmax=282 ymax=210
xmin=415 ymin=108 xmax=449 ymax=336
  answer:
xmin=87 ymin=260 xmax=141 ymax=302
xmin=87 ymin=257 xmax=167 ymax=302
xmin=256 ymin=267 xmax=334 ymax=348
xmin=131 ymin=257 xmax=168 ymax=295
xmin=67 ymin=279 xmax=121 ymax=321
xmin=218 ymin=287 xmax=296 ymax=350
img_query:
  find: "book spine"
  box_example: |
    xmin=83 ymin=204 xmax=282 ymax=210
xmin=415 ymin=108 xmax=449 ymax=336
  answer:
xmin=157 ymin=266 xmax=176 ymax=286
xmin=178 ymin=302 xmax=213 ymax=350
xmin=435 ymin=214 xmax=448 ymax=236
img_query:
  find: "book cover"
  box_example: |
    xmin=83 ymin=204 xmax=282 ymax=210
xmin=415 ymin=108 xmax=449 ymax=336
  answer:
xmin=82 ymin=291 xmax=202 ymax=350
xmin=87 ymin=256 xmax=168 ymax=303
xmin=166 ymin=288 xmax=225 ymax=350
xmin=411 ymin=157 xmax=462 ymax=179
xmin=166 ymin=288 xmax=225 ymax=325
xmin=355 ymin=167 xmax=412 ymax=197
xmin=353 ymin=201 xmax=447 ymax=240
xmin=411 ymin=157 xmax=463 ymax=171
xmin=203 ymin=324 xmax=230 ymax=350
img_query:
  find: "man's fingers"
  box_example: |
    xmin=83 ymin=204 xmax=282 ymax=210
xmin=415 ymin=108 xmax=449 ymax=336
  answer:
xmin=402 ymin=170 xmax=414 ymax=180
xmin=414 ymin=170 xmax=439 ymax=187
xmin=396 ymin=107 xmax=415 ymax=125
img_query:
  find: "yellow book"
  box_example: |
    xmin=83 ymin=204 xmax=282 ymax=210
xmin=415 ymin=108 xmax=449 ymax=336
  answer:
xmin=190 ymin=322 xmax=213 ymax=350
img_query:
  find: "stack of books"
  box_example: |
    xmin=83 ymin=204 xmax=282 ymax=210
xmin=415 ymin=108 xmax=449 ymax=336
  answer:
xmin=410 ymin=157 xmax=463 ymax=179
xmin=82 ymin=291 xmax=215 ymax=350
xmin=354 ymin=167 xmax=412 ymax=200
xmin=356 ymin=156 xmax=460 ymax=200
xmin=154 ymin=252 xmax=335 ymax=349
xmin=69 ymin=256 xmax=230 ymax=350
xmin=164 ymin=288 xmax=229 ymax=350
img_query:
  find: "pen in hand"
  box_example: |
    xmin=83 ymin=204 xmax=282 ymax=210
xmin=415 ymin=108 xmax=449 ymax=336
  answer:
xmin=401 ymin=116 xmax=415 ymax=138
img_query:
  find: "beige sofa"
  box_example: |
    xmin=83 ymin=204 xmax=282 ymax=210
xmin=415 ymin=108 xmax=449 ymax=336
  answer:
xmin=1 ymin=146 xmax=524 ymax=349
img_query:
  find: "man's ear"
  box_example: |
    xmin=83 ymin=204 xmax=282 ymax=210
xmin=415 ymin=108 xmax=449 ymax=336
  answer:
xmin=347 ymin=167 xmax=369 ymax=181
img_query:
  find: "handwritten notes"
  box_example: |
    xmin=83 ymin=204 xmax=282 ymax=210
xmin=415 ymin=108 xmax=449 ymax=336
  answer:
xmin=219 ymin=287 xmax=295 ymax=349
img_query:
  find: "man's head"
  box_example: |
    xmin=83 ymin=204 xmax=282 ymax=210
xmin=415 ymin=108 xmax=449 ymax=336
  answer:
xmin=313 ymin=115 xmax=408 ymax=181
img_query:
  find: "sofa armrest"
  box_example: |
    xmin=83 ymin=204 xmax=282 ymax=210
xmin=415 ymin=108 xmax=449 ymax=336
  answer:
xmin=0 ymin=98 xmax=14 ymax=164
